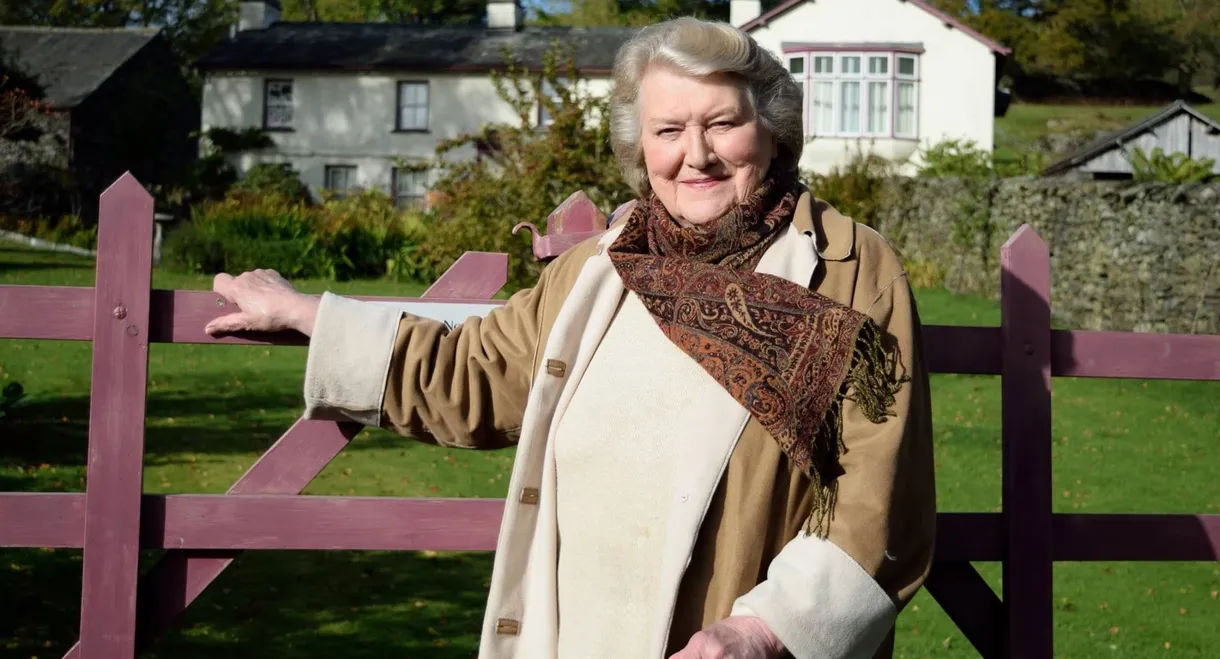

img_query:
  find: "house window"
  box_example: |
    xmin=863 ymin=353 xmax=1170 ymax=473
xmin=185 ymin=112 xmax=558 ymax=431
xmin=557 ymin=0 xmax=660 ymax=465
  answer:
xmin=789 ymin=49 xmax=921 ymax=140
xmin=324 ymin=165 xmax=358 ymax=198
xmin=396 ymin=82 xmax=429 ymax=131
xmin=264 ymin=79 xmax=294 ymax=130
xmin=896 ymin=55 xmax=919 ymax=138
xmin=392 ymin=167 xmax=428 ymax=209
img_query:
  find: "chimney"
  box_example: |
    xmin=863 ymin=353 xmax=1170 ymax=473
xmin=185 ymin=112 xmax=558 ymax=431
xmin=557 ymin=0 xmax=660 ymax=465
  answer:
xmin=487 ymin=0 xmax=523 ymax=30
xmin=238 ymin=0 xmax=281 ymax=32
xmin=730 ymin=0 xmax=762 ymax=28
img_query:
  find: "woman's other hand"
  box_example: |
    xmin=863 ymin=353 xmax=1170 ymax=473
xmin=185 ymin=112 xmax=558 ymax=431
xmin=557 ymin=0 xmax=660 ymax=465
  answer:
xmin=206 ymin=269 xmax=321 ymax=337
xmin=669 ymin=616 xmax=786 ymax=659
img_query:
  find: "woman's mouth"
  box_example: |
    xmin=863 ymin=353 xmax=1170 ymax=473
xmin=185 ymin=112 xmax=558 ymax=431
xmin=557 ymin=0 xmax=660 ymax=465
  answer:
xmin=680 ymin=177 xmax=726 ymax=190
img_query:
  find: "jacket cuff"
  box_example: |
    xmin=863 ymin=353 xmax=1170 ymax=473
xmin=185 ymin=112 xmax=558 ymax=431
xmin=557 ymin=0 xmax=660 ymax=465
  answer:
xmin=303 ymin=292 xmax=404 ymax=426
xmin=731 ymin=533 xmax=896 ymax=659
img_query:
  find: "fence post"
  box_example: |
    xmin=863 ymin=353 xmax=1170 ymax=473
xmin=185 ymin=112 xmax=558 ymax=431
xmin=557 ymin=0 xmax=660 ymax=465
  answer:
xmin=77 ymin=174 xmax=155 ymax=658
xmin=1000 ymin=225 xmax=1053 ymax=658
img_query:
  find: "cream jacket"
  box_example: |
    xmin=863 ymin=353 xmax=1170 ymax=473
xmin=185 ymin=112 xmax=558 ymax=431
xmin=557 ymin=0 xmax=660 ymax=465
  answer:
xmin=302 ymin=192 xmax=937 ymax=659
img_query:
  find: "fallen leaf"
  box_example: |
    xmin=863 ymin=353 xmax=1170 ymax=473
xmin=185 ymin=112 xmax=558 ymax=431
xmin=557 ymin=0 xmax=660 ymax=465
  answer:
xmin=1164 ymin=642 xmax=1171 ymax=649
xmin=1211 ymin=590 xmax=1217 ymax=599
xmin=1108 ymin=626 xmax=1120 ymax=636
xmin=1179 ymin=608 xmax=1188 ymax=615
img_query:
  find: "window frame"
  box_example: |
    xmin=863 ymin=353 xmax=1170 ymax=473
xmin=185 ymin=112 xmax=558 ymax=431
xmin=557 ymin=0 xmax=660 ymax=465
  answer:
xmin=395 ymin=81 xmax=430 ymax=133
xmin=786 ymin=47 xmax=922 ymax=141
xmin=391 ymin=166 xmax=429 ymax=210
xmin=323 ymin=164 xmax=358 ymax=198
xmin=263 ymin=78 xmax=295 ymax=132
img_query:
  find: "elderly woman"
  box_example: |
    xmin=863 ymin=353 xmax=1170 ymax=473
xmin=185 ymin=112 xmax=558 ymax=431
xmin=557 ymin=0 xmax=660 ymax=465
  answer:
xmin=206 ymin=17 xmax=935 ymax=659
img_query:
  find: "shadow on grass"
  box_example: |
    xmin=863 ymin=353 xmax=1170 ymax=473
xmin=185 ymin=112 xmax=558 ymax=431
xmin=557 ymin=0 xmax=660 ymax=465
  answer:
xmin=0 ymin=390 xmax=448 ymax=492
xmin=0 ymin=548 xmax=494 ymax=659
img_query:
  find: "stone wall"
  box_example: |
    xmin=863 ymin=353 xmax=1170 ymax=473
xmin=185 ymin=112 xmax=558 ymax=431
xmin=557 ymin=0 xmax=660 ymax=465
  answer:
xmin=873 ymin=178 xmax=1220 ymax=334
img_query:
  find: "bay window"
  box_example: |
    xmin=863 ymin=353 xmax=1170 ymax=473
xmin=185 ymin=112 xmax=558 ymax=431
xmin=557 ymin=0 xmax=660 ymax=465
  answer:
xmin=786 ymin=48 xmax=921 ymax=140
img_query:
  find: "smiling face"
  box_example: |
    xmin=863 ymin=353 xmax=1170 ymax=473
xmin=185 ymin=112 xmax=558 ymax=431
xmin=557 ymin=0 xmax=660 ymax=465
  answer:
xmin=638 ymin=64 xmax=778 ymax=227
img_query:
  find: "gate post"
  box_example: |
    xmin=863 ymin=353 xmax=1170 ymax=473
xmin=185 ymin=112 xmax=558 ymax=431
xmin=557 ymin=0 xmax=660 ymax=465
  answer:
xmin=78 ymin=174 xmax=155 ymax=658
xmin=1000 ymin=225 xmax=1053 ymax=658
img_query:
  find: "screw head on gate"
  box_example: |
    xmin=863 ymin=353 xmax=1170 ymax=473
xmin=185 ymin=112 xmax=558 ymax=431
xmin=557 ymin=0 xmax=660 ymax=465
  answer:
xmin=113 ymin=306 xmax=127 ymax=320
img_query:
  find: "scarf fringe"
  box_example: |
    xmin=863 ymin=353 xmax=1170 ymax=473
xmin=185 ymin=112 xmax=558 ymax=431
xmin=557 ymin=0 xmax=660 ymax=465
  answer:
xmin=802 ymin=320 xmax=907 ymax=537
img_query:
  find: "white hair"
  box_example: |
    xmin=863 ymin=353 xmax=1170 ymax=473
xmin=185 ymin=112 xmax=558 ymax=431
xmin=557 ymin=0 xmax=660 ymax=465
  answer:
xmin=609 ymin=17 xmax=805 ymax=197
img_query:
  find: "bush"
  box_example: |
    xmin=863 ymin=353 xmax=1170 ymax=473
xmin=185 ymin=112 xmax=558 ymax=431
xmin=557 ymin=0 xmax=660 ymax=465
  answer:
xmin=0 ymin=213 xmax=97 ymax=249
xmin=0 ymin=162 xmax=81 ymax=220
xmin=916 ymin=139 xmax=997 ymax=180
xmin=1130 ymin=147 xmax=1216 ymax=184
xmin=802 ymin=145 xmax=894 ymax=228
xmin=230 ymin=163 xmax=312 ymax=203
xmin=162 ymin=190 xmax=424 ymax=281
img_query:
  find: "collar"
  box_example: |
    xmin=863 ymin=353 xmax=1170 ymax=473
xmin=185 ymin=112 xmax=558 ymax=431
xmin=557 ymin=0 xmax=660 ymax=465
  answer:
xmin=792 ymin=188 xmax=855 ymax=262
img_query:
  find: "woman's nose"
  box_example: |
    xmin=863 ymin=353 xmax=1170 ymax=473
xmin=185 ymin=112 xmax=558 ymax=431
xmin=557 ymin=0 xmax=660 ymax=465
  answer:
xmin=683 ymin=129 xmax=718 ymax=169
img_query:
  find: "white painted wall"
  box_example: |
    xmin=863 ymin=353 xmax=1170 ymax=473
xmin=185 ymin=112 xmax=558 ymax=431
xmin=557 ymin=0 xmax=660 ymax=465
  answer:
xmin=201 ymin=70 xmax=612 ymax=199
xmin=747 ymin=0 xmax=998 ymax=175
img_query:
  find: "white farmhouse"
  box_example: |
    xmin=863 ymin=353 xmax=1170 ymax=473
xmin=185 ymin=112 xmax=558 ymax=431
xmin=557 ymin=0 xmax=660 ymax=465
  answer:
xmin=196 ymin=0 xmax=623 ymax=205
xmin=195 ymin=0 xmax=1008 ymax=202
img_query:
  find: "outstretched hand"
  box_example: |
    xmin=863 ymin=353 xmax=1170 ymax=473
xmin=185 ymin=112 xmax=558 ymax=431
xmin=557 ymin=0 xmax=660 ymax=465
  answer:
xmin=205 ymin=269 xmax=320 ymax=337
xmin=669 ymin=616 xmax=786 ymax=659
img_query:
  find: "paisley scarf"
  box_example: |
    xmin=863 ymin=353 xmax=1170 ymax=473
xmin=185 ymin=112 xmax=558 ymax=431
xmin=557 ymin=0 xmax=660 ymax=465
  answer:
xmin=607 ymin=171 xmax=903 ymax=535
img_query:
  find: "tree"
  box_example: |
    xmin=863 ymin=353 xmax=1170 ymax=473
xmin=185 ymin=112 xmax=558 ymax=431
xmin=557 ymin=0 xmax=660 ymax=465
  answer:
xmin=279 ymin=0 xmax=487 ymax=23
xmin=414 ymin=42 xmax=633 ymax=288
xmin=1133 ymin=0 xmax=1220 ymax=93
xmin=930 ymin=0 xmax=1180 ymax=86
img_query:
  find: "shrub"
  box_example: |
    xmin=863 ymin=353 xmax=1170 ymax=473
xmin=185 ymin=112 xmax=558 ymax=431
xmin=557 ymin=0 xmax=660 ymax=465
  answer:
xmin=230 ymin=163 xmax=312 ymax=203
xmin=1129 ymin=147 xmax=1216 ymax=184
xmin=0 ymin=213 xmax=97 ymax=249
xmin=802 ymin=145 xmax=894 ymax=228
xmin=161 ymin=189 xmax=424 ymax=281
xmin=916 ymin=139 xmax=997 ymax=180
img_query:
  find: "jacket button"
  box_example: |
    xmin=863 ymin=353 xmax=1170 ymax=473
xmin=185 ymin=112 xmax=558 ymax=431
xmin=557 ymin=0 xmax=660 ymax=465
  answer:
xmin=519 ymin=487 xmax=540 ymax=505
xmin=496 ymin=618 xmax=520 ymax=635
xmin=545 ymin=359 xmax=566 ymax=377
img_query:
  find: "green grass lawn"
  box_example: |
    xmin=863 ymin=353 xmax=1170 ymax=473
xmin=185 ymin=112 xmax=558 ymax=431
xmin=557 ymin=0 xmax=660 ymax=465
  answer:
xmin=2 ymin=245 xmax=1218 ymax=658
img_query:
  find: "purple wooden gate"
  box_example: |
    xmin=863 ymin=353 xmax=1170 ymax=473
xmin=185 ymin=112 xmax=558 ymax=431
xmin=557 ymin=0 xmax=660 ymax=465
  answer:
xmin=1 ymin=174 xmax=1218 ymax=658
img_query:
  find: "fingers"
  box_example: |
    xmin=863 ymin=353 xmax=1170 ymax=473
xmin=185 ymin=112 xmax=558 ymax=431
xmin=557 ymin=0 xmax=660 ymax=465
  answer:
xmin=205 ymin=312 xmax=255 ymax=336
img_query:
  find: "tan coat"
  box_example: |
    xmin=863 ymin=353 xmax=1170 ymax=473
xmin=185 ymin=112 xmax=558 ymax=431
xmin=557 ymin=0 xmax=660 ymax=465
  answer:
xmin=302 ymin=191 xmax=937 ymax=659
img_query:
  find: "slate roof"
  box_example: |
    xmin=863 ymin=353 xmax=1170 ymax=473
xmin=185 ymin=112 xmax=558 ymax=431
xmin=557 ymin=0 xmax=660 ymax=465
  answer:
xmin=195 ymin=23 xmax=638 ymax=73
xmin=0 ymin=26 xmax=161 ymax=108
xmin=1041 ymin=101 xmax=1220 ymax=176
